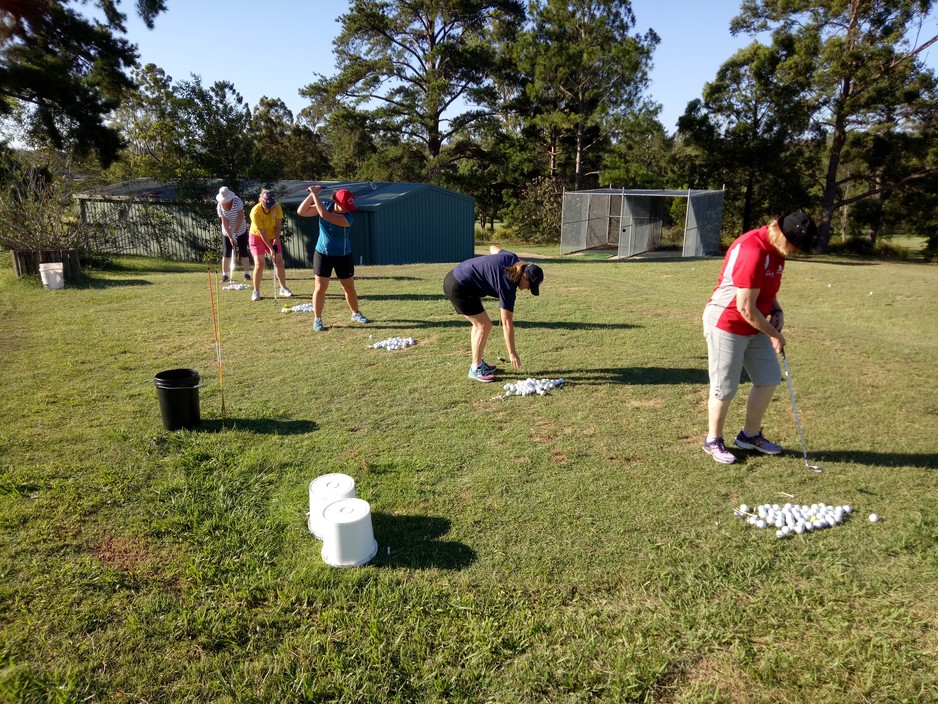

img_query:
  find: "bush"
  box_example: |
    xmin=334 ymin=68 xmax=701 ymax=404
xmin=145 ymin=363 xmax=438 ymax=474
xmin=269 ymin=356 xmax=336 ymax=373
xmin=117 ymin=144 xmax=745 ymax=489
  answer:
xmin=502 ymin=176 xmax=563 ymax=244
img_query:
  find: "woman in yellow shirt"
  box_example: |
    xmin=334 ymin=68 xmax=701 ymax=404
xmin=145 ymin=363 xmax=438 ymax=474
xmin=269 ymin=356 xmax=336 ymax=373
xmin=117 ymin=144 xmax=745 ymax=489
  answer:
xmin=248 ymin=189 xmax=292 ymax=301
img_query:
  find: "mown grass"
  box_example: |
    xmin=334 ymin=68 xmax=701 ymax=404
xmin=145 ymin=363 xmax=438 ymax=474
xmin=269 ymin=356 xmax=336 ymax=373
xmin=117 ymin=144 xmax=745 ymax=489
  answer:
xmin=1 ymin=250 xmax=936 ymax=703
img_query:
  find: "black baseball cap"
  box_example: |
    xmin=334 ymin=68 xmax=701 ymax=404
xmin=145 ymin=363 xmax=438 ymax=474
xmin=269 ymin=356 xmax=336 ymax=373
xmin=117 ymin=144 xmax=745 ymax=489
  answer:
xmin=524 ymin=263 xmax=544 ymax=295
xmin=779 ymin=212 xmax=818 ymax=252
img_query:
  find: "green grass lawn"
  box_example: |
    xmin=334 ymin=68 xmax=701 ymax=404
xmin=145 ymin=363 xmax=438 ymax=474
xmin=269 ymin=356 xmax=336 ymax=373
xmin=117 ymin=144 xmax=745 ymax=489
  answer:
xmin=1 ymin=251 xmax=936 ymax=703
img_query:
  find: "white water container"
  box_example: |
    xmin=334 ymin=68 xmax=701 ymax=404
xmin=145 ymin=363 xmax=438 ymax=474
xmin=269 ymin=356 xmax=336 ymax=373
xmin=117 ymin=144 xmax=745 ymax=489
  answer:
xmin=320 ymin=498 xmax=378 ymax=568
xmin=308 ymin=473 xmax=355 ymax=538
xmin=39 ymin=262 xmax=65 ymax=290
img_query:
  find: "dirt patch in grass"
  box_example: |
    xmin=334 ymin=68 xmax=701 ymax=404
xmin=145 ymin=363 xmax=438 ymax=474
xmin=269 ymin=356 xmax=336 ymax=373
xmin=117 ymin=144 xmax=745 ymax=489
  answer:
xmin=92 ymin=536 xmax=152 ymax=573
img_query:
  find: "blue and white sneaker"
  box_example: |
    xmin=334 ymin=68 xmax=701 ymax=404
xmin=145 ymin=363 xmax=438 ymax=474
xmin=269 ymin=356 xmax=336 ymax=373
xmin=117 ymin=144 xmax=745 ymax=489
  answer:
xmin=478 ymin=360 xmax=497 ymax=374
xmin=351 ymin=311 xmax=369 ymax=324
xmin=468 ymin=365 xmax=495 ymax=383
xmin=734 ymin=430 xmax=782 ymax=455
xmin=313 ymin=317 xmax=326 ymax=332
xmin=251 ymin=290 xmax=261 ymax=301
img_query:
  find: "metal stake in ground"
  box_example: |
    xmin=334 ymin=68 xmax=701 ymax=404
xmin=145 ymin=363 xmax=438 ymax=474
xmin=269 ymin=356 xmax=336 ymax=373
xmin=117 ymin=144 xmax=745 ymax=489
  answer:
xmin=780 ymin=349 xmax=821 ymax=473
xmin=207 ymin=269 xmax=227 ymax=422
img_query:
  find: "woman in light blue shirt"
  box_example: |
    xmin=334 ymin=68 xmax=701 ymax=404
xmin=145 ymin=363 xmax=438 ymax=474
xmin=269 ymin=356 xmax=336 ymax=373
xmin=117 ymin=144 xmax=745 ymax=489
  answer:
xmin=297 ymin=185 xmax=369 ymax=332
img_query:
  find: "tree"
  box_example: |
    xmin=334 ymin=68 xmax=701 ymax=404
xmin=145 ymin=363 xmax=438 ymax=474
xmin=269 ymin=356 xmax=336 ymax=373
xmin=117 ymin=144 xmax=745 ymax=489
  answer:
xmin=514 ymin=0 xmax=658 ymax=190
xmin=175 ymin=78 xmax=252 ymax=186
xmin=105 ymin=63 xmax=188 ymax=182
xmin=601 ymin=107 xmax=673 ymax=190
xmin=676 ymin=39 xmax=820 ymax=233
xmin=300 ymin=0 xmax=525 ymax=180
xmin=0 ymin=0 xmax=167 ymax=166
xmin=732 ymin=0 xmax=938 ymax=251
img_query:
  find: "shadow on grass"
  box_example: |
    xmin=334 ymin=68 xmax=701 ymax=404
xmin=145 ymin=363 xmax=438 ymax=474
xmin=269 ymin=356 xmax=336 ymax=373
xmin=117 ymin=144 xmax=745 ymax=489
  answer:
xmin=808 ymin=449 xmax=938 ymax=470
xmin=369 ymin=513 xmax=476 ymax=570
xmin=69 ymin=276 xmax=154 ymax=289
xmin=371 ymin=318 xmax=639 ymax=331
xmin=544 ymin=366 xmax=708 ymax=385
xmin=198 ymin=418 xmax=318 ymax=435
xmin=359 ymin=293 xmax=448 ymax=302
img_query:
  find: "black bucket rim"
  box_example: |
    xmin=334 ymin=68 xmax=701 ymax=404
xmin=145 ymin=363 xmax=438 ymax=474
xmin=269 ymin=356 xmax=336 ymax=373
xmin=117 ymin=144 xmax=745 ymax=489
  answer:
xmin=154 ymin=368 xmax=200 ymax=389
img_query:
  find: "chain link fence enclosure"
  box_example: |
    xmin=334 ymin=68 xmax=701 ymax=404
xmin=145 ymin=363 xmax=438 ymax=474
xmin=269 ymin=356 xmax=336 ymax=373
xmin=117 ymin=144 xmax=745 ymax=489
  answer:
xmin=561 ymin=189 xmax=724 ymax=257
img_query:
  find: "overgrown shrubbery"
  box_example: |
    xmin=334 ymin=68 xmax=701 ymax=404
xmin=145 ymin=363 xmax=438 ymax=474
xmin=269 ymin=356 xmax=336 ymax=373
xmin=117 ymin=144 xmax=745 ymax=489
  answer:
xmin=0 ymin=154 xmax=125 ymax=257
xmin=502 ymin=176 xmax=563 ymax=244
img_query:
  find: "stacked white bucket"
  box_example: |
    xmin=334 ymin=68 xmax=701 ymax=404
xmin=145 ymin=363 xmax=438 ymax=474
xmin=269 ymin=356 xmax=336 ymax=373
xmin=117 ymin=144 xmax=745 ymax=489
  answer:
xmin=308 ymin=473 xmax=377 ymax=567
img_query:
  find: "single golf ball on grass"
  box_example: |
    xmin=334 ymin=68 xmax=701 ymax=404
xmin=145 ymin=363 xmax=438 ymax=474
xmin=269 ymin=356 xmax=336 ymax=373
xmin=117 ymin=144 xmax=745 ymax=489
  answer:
xmin=869 ymin=513 xmax=879 ymax=523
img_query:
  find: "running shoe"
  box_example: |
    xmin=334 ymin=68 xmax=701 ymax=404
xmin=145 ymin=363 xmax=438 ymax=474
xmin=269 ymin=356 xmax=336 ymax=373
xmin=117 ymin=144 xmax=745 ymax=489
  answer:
xmin=222 ymin=274 xmax=230 ymax=283
xmin=351 ymin=311 xmax=369 ymax=324
xmin=468 ymin=365 xmax=495 ymax=382
xmin=703 ymin=437 xmax=738 ymax=464
xmin=251 ymin=290 xmax=261 ymax=301
xmin=479 ymin=360 xmax=497 ymax=374
xmin=279 ymin=287 xmax=293 ymax=297
xmin=734 ymin=430 xmax=782 ymax=455
xmin=313 ymin=317 xmax=326 ymax=332
xmin=244 ymin=271 xmax=251 ymax=281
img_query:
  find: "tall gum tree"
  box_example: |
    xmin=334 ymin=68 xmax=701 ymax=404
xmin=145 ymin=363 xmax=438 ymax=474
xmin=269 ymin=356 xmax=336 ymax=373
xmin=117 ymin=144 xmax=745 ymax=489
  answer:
xmin=300 ymin=0 xmax=525 ymax=180
xmin=732 ymin=0 xmax=938 ymax=251
xmin=514 ymin=0 xmax=658 ymax=190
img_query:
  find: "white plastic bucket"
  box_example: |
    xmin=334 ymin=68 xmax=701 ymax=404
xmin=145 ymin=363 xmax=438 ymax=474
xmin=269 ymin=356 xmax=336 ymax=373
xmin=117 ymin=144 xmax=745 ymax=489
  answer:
xmin=308 ymin=473 xmax=356 ymax=538
xmin=320 ymin=498 xmax=378 ymax=568
xmin=39 ymin=262 xmax=65 ymax=290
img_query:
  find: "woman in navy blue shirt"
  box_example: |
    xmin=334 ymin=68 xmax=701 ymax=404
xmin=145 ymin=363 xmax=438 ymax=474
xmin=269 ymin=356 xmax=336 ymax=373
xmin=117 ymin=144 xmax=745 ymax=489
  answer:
xmin=444 ymin=246 xmax=544 ymax=382
xmin=297 ymin=185 xmax=370 ymax=332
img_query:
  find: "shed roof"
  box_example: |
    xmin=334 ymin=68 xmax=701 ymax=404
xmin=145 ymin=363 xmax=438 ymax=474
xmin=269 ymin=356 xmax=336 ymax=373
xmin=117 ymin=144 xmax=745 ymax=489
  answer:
xmin=570 ymin=188 xmax=724 ymax=197
xmin=77 ymin=179 xmax=468 ymax=212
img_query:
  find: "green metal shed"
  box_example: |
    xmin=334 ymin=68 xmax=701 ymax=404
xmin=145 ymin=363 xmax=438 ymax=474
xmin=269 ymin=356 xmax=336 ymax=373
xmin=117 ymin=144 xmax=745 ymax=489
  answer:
xmin=77 ymin=180 xmax=475 ymax=266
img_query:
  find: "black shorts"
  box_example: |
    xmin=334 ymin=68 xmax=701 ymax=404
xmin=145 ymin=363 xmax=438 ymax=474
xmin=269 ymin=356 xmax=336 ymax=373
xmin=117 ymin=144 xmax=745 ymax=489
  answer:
xmin=444 ymin=270 xmax=484 ymax=316
xmin=223 ymin=232 xmax=250 ymax=258
xmin=313 ymin=251 xmax=354 ymax=279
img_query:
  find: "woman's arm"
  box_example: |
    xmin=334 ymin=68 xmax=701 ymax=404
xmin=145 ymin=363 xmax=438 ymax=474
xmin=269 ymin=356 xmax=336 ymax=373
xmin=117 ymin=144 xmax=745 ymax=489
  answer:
xmin=297 ymin=185 xmax=349 ymax=227
xmin=736 ymin=288 xmax=786 ymax=352
xmin=499 ymin=308 xmax=521 ymax=369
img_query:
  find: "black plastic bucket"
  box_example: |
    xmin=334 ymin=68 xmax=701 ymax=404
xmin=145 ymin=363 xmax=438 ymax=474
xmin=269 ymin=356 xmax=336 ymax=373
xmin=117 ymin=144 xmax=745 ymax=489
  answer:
xmin=154 ymin=368 xmax=201 ymax=431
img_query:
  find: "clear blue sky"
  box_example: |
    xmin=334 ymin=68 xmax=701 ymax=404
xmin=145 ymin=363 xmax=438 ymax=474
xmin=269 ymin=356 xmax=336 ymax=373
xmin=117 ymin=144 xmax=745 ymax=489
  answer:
xmin=122 ymin=0 xmax=938 ymax=133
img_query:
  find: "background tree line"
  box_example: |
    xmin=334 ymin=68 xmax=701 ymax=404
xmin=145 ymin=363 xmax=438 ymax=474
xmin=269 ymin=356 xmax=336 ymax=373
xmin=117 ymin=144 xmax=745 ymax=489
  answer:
xmin=2 ymin=0 xmax=937 ymax=258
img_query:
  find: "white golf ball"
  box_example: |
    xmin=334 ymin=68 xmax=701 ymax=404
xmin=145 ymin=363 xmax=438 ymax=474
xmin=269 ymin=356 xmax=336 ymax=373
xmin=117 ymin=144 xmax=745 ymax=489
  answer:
xmin=869 ymin=513 xmax=879 ymax=523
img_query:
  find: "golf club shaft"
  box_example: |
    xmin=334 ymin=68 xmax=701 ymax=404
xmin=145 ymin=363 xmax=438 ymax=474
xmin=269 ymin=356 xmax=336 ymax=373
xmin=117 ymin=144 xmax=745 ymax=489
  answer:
xmin=781 ymin=351 xmax=810 ymax=461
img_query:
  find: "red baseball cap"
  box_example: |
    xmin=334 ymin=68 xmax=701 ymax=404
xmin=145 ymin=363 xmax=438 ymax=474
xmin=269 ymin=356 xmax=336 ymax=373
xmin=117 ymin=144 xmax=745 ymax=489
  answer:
xmin=334 ymin=189 xmax=356 ymax=212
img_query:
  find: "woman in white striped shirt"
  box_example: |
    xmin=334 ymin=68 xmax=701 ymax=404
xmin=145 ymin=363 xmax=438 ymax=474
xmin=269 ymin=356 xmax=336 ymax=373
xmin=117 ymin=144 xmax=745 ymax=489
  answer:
xmin=216 ymin=186 xmax=251 ymax=282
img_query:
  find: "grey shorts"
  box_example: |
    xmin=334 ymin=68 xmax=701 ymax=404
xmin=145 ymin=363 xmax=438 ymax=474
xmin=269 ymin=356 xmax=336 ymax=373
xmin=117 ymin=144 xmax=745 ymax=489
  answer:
xmin=704 ymin=323 xmax=781 ymax=400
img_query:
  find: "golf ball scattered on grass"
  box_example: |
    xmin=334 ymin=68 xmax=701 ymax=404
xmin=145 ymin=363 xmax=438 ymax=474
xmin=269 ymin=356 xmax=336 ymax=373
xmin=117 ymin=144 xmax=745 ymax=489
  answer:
xmin=869 ymin=513 xmax=879 ymax=523
xmin=503 ymin=378 xmax=565 ymax=397
xmin=373 ymin=336 xmax=416 ymax=351
xmin=281 ymin=303 xmax=315 ymax=313
xmin=734 ymin=502 xmax=853 ymax=538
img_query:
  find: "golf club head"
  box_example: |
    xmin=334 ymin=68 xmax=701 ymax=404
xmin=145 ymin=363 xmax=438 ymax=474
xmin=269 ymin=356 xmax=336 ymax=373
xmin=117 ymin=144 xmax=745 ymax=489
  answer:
xmin=804 ymin=458 xmax=823 ymax=473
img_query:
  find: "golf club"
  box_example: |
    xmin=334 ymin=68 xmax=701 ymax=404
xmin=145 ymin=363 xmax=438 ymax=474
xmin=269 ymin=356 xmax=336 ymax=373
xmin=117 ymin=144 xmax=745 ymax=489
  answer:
xmin=780 ymin=349 xmax=822 ymax=473
xmin=227 ymin=238 xmax=235 ymax=280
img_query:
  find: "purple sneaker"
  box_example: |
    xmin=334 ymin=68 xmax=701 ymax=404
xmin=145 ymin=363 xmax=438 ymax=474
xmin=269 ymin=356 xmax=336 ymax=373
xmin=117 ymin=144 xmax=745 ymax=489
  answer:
xmin=734 ymin=430 xmax=782 ymax=455
xmin=479 ymin=359 xmax=497 ymax=374
xmin=703 ymin=438 xmax=738 ymax=464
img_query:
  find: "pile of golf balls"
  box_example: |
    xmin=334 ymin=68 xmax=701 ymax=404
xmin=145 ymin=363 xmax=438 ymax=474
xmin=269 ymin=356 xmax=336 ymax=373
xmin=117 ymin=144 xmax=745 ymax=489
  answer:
xmin=281 ymin=303 xmax=315 ymax=313
xmin=223 ymin=283 xmax=248 ymax=291
xmin=503 ymin=378 xmax=565 ymax=397
xmin=372 ymin=336 xmax=416 ymax=351
xmin=734 ymin=502 xmax=853 ymax=539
